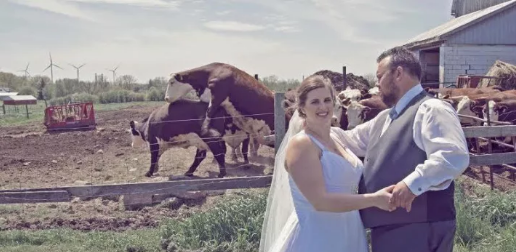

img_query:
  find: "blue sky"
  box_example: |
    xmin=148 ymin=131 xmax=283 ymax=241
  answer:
xmin=0 ymin=0 xmax=454 ymax=83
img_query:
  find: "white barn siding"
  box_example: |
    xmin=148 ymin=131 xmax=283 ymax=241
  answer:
xmin=440 ymin=45 xmax=516 ymax=87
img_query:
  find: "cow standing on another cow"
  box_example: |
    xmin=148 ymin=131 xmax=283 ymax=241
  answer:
xmin=164 ymin=62 xmax=280 ymax=149
xmin=129 ymin=99 xmax=250 ymax=178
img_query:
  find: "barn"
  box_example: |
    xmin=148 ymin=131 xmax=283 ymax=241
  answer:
xmin=402 ymin=0 xmax=516 ymax=88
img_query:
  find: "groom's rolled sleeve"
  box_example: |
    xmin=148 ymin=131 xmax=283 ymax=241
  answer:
xmin=403 ymin=99 xmax=470 ymax=196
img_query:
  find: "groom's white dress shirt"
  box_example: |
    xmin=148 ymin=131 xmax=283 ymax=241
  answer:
xmin=342 ymin=84 xmax=470 ymax=196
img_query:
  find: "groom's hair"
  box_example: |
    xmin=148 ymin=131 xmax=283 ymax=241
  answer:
xmin=296 ymin=75 xmax=335 ymax=118
xmin=377 ymin=46 xmax=422 ymax=81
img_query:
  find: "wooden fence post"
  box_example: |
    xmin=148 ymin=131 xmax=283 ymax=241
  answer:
xmin=342 ymin=66 xmax=347 ymax=91
xmin=274 ymin=92 xmax=286 ymax=154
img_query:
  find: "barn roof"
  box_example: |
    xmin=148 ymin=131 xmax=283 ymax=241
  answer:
xmin=403 ymin=0 xmax=516 ymax=50
xmin=1 ymin=95 xmax=37 ymax=105
xmin=0 ymin=92 xmax=19 ymax=100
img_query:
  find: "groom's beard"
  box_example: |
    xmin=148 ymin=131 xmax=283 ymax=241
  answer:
xmin=380 ymin=81 xmax=400 ymax=108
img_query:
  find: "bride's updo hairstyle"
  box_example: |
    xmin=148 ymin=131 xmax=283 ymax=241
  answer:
xmin=295 ymin=75 xmax=336 ymax=118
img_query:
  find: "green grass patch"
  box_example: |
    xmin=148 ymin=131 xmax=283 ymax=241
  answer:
xmin=0 ymin=228 xmax=162 ymax=252
xmin=0 ymin=101 xmax=162 ymax=127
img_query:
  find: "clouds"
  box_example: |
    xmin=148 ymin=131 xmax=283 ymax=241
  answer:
xmin=203 ymin=21 xmax=265 ymax=32
xmin=0 ymin=0 xmax=455 ymax=82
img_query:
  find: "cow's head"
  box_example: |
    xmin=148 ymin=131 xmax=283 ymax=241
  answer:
xmin=346 ymin=100 xmax=368 ymax=130
xmin=456 ymin=97 xmax=483 ymax=126
xmin=368 ymin=86 xmax=379 ymax=96
xmin=486 ymin=101 xmax=508 ymax=124
xmin=338 ymin=88 xmax=362 ymax=103
xmin=129 ymin=120 xmax=147 ymax=148
xmin=164 ymin=73 xmax=212 ymax=104
xmin=332 ymin=97 xmax=350 ymax=127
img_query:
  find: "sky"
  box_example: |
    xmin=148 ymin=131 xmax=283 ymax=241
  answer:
xmin=0 ymin=0 xmax=454 ymax=83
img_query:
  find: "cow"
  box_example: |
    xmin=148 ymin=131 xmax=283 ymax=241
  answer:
xmin=345 ymin=95 xmax=388 ymax=130
xmin=452 ymin=91 xmax=516 ymax=125
xmin=337 ymin=87 xmax=362 ymax=102
xmin=484 ymin=99 xmax=516 ymax=125
xmin=164 ymin=62 xmax=278 ymax=148
xmin=426 ymin=86 xmax=503 ymax=99
xmin=129 ymin=99 xmax=249 ymax=178
xmin=368 ymin=86 xmax=379 ymax=95
xmin=455 ymin=96 xmax=485 ymax=126
xmin=482 ymin=99 xmax=516 ymax=151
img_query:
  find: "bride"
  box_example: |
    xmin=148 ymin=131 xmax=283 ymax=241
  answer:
xmin=259 ymin=75 xmax=395 ymax=252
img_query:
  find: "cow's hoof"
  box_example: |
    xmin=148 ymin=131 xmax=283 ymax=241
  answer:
xmin=218 ymin=171 xmax=227 ymax=178
xmin=145 ymin=172 xmax=153 ymax=177
xmin=184 ymin=172 xmax=194 ymax=177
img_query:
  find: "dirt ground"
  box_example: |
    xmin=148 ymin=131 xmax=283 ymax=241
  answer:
xmin=0 ymin=103 xmax=274 ymax=231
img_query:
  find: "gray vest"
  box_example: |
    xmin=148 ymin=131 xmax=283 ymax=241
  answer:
xmin=358 ymin=91 xmax=456 ymax=228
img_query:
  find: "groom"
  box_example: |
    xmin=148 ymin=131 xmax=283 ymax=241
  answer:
xmin=344 ymin=46 xmax=469 ymax=252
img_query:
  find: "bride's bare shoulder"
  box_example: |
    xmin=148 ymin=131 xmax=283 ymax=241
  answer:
xmin=286 ymin=133 xmax=312 ymax=151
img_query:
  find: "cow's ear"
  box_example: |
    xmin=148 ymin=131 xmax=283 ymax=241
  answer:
xmin=361 ymin=93 xmax=372 ymax=99
xmin=497 ymin=105 xmax=509 ymax=114
xmin=341 ymin=97 xmax=351 ymax=107
xmin=282 ymin=100 xmax=292 ymax=109
xmin=174 ymin=73 xmax=184 ymax=82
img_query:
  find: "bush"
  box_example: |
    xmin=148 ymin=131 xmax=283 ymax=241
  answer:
xmin=17 ymin=86 xmax=37 ymax=97
xmin=48 ymin=93 xmax=99 ymax=106
xmin=160 ymin=191 xmax=267 ymax=252
xmin=147 ymin=87 xmax=164 ymax=101
xmin=98 ymin=89 xmax=146 ymax=104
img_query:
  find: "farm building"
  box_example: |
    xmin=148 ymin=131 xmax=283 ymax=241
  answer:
xmin=402 ymin=0 xmax=516 ymax=88
xmin=451 ymin=0 xmax=512 ymax=17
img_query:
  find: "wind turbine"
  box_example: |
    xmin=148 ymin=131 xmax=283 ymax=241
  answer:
xmin=43 ymin=52 xmax=62 ymax=84
xmin=69 ymin=63 xmax=86 ymax=84
xmin=18 ymin=63 xmax=30 ymax=79
xmin=106 ymin=64 xmax=119 ymax=85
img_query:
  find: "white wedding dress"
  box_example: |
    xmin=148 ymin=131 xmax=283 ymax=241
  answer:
xmin=264 ymin=129 xmax=369 ymax=252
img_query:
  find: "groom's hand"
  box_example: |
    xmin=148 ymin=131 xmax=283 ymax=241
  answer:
xmin=389 ymin=181 xmax=416 ymax=212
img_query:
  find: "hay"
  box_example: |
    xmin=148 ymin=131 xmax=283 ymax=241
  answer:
xmin=481 ymin=60 xmax=516 ymax=90
xmin=310 ymin=70 xmax=370 ymax=92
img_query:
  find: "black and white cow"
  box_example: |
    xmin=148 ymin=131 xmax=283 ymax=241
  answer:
xmin=129 ymin=99 xmax=250 ymax=178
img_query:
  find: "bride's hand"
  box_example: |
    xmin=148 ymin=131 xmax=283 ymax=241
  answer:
xmin=372 ymin=185 xmax=396 ymax=212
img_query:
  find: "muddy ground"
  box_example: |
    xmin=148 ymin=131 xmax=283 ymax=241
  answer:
xmin=0 ymin=103 xmax=274 ymax=231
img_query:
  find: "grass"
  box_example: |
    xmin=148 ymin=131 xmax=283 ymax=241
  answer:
xmin=0 ymin=180 xmax=515 ymax=252
xmin=0 ymin=228 xmax=163 ymax=252
xmin=0 ymin=101 xmax=163 ymax=127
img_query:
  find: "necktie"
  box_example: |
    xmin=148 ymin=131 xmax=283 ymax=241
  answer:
xmin=389 ymin=108 xmax=398 ymax=120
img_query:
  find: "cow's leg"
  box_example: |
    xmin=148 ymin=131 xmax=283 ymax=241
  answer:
xmin=207 ymin=139 xmax=227 ymax=178
xmin=201 ymin=89 xmax=226 ymax=136
xmin=184 ymin=148 xmax=207 ymax=177
xmin=230 ymin=146 xmax=238 ymax=161
xmin=241 ymin=136 xmax=250 ymax=165
xmin=145 ymin=142 xmax=160 ymax=177
xmin=249 ymin=136 xmax=260 ymax=158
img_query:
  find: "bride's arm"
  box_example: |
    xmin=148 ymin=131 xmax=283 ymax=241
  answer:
xmin=286 ymin=134 xmax=394 ymax=213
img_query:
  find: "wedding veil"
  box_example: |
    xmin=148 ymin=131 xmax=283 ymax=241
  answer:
xmin=259 ymin=109 xmax=305 ymax=252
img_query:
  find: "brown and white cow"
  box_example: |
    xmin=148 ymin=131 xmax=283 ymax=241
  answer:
xmin=129 ymin=99 xmax=250 ymax=178
xmin=484 ymin=99 xmax=516 ymax=125
xmin=338 ymin=87 xmax=363 ymax=102
xmin=345 ymin=95 xmax=388 ymax=130
xmin=455 ymin=96 xmax=485 ymax=126
xmin=453 ymin=91 xmax=516 ymax=126
xmin=426 ymin=86 xmax=503 ymax=99
xmin=164 ymin=62 xmax=279 ymax=148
